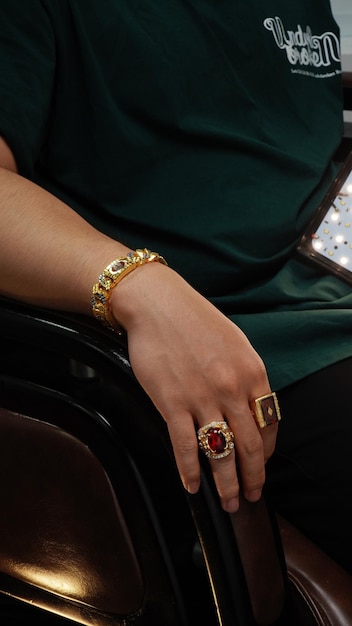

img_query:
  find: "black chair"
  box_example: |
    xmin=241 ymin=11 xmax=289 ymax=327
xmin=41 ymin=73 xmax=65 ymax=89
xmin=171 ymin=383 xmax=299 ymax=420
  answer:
xmin=0 ymin=297 xmax=288 ymax=626
xmin=1 ymin=297 xmax=352 ymax=626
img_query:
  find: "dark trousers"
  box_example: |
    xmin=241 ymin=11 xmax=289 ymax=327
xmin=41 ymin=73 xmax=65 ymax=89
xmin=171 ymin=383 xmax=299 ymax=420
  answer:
xmin=266 ymin=358 xmax=352 ymax=574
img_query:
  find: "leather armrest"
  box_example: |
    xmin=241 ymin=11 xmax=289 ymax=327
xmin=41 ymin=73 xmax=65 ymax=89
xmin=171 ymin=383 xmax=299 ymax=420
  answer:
xmin=278 ymin=515 xmax=352 ymax=626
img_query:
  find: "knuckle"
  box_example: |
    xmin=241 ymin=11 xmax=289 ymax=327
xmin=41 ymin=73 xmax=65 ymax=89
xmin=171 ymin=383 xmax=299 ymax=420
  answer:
xmin=177 ymin=438 xmax=198 ymax=457
xmin=248 ymin=477 xmax=265 ymax=493
xmin=205 ymin=358 xmax=235 ymax=391
xmin=221 ymin=484 xmax=240 ymax=502
xmin=244 ymin=466 xmax=266 ymax=490
xmin=219 ymin=369 xmax=236 ymax=390
xmin=253 ymin=358 xmax=269 ymax=386
xmin=243 ymin=433 xmax=263 ymax=457
xmin=215 ymin=471 xmax=239 ymax=501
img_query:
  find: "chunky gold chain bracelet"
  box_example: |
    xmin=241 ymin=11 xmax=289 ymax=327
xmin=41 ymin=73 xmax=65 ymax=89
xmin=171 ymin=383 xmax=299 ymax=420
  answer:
xmin=91 ymin=248 xmax=167 ymax=332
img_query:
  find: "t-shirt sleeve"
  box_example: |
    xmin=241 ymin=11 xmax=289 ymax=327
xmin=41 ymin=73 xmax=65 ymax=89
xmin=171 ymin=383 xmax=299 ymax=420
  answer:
xmin=0 ymin=0 xmax=55 ymax=175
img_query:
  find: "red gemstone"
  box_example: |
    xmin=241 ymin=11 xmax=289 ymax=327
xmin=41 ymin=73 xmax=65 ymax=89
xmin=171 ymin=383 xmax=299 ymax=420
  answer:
xmin=207 ymin=428 xmax=226 ymax=454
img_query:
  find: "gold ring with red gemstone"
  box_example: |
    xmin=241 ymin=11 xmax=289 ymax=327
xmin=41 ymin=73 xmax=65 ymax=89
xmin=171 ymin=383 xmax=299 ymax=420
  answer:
xmin=197 ymin=421 xmax=235 ymax=460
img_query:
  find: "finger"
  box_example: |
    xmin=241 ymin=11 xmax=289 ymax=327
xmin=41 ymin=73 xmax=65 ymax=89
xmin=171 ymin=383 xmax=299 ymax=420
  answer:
xmin=229 ymin=390 xmax=281 ymax=501
xmin=228 ymin=410 xmax=266 ymax=503
xmin=261 ymin=422 xmax=278 ymax=462
xmin=169 ymin=413 xmax=241 ymax=513
xmin=197 ymin=418 xmax=240 ymax=512
xmin=249 ymin=391 xmax=281 ymax=462
xmin=210 ymin=451 xmax=240 ymax=512
xmin=166 ymin=412 xmax=202 ymax=495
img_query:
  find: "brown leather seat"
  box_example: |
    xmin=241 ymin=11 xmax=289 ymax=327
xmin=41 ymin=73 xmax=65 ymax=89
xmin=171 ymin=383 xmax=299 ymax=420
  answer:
xmin=279 ymin=515 xmax=352 ymax=626
xmin=0 ymin=407 xmax=144 ymax=625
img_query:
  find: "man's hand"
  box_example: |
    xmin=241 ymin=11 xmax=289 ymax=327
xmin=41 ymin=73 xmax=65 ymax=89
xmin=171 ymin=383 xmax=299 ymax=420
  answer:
xmin=111 ymin=262 xmax=278 ymax=513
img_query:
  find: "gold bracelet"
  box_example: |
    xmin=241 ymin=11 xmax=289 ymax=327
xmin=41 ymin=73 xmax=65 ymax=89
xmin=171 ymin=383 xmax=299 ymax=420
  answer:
xmin=91 ymin=248 xmax=167 ymax=331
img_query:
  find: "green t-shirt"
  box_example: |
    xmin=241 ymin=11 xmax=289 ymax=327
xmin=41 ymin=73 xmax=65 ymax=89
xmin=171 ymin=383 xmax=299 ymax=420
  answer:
xmin=0 ymin=0 xmax=350 ymax=389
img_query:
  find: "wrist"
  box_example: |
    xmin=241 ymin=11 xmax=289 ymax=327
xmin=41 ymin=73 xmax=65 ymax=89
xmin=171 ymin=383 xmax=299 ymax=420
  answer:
xmin=91 ymin=248 xmax=167 ymax=332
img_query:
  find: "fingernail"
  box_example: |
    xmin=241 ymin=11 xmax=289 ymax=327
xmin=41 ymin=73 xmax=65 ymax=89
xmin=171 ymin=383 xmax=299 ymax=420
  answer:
xmin=185 ymin=482 xmax=199 ymax=494
xmin=224 ymin=497 xmax=239 ymax=513
xmin=246 ymin=489 xmax=262 ymax=502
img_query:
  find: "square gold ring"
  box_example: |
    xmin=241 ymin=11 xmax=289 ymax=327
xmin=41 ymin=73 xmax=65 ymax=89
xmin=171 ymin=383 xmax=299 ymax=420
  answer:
xmin=251 ymin=392 xmax=281 ymax=428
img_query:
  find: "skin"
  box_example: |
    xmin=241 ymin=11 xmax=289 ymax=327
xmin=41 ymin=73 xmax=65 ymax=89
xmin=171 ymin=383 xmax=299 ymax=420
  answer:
xmin=0 ymin=136 xmax=278 ymax=513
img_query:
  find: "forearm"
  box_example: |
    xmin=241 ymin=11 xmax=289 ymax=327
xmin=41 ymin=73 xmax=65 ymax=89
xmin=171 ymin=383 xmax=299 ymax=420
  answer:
xmin=0 ymin=166 xmax=132 ymax=314
xmin=0 ymin=159 xmax=275 ymax=518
